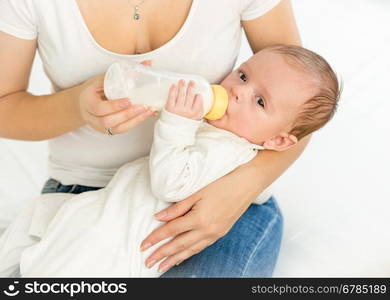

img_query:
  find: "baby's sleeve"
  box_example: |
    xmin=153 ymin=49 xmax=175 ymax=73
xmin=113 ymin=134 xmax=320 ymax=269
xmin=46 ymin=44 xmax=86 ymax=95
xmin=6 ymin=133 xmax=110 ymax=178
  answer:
xmin=0 ymin=0 xmax=37 ymax=40
xmin=240 ymin=0 xmax=281 ymax=21
xmin=150 ymin=109 xmax=260 ymax=202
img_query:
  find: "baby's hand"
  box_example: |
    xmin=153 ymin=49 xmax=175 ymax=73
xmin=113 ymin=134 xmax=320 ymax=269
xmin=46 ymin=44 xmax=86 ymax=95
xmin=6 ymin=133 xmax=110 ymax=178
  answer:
xmin=165 ymin=80 xmax=204 ymax=120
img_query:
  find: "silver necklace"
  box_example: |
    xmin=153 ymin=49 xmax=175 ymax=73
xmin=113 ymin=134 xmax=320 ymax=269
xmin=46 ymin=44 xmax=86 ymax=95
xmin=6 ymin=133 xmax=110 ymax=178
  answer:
xmin=129 ymin=0 xmax=146 ymax=20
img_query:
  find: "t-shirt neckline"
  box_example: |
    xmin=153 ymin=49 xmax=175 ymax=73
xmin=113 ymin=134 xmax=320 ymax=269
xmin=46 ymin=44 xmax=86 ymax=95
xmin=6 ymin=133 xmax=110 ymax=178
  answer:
xmin=71 ymin=0 xmax=197 ymax=58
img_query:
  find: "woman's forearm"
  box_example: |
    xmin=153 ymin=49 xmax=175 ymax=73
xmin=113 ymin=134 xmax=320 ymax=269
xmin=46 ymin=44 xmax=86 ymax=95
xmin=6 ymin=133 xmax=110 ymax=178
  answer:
xmin=240 ymin=135 xmax=311 ymax=197
xmin=0 ymin=85 xmax=85 ymax=141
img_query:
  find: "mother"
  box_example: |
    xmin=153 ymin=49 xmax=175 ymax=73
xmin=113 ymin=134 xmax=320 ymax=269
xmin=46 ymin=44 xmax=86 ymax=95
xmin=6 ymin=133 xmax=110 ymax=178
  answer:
xmin=0 ymin=0 xmax=307 ymax=277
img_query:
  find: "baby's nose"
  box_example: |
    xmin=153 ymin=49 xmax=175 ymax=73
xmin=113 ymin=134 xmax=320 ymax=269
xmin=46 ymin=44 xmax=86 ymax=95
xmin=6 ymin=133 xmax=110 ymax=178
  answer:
xmin=232 ymin=88 xmax=251 ymax=104
xmin=231 ymin=86 xmax=246 ymax=103
xmin=230 ymin=93 xmax=239 ymax=103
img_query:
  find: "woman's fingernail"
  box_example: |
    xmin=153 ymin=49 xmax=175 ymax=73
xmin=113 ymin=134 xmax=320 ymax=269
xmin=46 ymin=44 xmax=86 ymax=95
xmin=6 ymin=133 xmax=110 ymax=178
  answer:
xmin=142 ymin=110 xmax=154 ymax=118
xmin=146 ymin=260 xmax=156 ymax=268
xmin=134 ymin=105 xmax=146 ymax=112
xmin=154 ymin=211 xmax=167 ymax=220
xmin=140 ymin=243 xmax=152 ymax=252
xmin=159 ymin=265 xmax=170 ymax=273
xmin=120 ymin=100 xmax=131 ymax=108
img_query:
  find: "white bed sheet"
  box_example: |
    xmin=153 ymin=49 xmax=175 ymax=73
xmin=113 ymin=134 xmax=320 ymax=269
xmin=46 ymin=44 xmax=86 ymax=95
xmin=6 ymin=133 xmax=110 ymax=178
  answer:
xmin=1 ymin=0 xmax=389 ymax=277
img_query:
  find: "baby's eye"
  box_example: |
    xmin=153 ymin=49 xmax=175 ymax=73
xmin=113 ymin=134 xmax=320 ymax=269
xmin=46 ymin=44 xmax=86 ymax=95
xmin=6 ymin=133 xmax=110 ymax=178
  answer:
xmin=239 ymin=71 xmax=247 ymax=82
xmin=256 ymin=96 xmax=265 ymax=108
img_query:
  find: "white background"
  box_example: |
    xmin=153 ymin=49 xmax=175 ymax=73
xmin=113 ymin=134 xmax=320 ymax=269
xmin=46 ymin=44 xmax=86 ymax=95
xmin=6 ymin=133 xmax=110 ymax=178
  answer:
xmin=1 ymin=0 xmax=389 ymax=276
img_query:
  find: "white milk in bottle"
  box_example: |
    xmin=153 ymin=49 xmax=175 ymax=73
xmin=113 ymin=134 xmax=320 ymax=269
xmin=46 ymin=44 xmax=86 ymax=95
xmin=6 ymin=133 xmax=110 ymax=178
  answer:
xmin=104 ymin=61 xmax=228 ymax=120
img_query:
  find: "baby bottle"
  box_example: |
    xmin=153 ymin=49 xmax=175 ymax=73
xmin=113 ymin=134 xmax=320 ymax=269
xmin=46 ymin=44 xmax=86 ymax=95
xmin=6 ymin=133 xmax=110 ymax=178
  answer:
xmin=103 ymin=61 xmax=228 ymax=120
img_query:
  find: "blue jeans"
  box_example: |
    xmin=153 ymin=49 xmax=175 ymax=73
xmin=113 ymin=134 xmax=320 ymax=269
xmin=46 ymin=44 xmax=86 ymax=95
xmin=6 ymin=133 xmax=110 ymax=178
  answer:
xmin=41 ymin=178 xmax=283 ymax=277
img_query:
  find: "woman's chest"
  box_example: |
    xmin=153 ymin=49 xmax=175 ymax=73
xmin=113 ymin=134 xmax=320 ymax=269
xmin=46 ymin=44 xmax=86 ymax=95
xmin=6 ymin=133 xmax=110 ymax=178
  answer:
xmin=75 ymin=0 xmax=193 ymax=55
xmin=38 ymin=0 xmax=242 ymax=89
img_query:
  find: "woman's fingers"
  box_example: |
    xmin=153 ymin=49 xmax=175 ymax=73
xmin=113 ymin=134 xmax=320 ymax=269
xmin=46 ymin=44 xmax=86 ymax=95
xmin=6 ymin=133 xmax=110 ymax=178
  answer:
xmin=100 ymin=104 xmax=150 ymax=129
xmin=144 ymin=230 xmax=201 ymax=269
xmin=90 ymin=98 xmax=132 ymax=116
xmin=85 ymin=95 xmax=158 ymax=134
xmin=154 ymin=194 xmax=199 ymax=221
xmin=109 ymin=109 xmax=157 ymax=134
xmin=140 ymin=212 xmax=197 ymax=252
xmin=157 ymin=239 xmax=213 ymax=273
xmin=79 ymin=73 xmax=157 ymax=134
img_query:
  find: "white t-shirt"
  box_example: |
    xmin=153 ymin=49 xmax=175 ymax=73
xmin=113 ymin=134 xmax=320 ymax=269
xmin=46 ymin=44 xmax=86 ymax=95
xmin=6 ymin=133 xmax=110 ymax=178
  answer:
xmin=0 ymin=0 xmax=281 ymax=187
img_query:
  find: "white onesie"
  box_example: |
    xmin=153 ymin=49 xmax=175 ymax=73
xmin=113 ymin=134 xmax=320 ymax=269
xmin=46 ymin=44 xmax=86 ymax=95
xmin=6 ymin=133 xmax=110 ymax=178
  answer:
xmin=0 ymin=109 xmax=264 ymax=277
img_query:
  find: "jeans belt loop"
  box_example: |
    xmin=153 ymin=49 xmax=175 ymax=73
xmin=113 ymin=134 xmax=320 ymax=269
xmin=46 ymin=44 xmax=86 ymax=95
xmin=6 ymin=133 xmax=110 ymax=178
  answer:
xmin=53 ymin=179 xmax=61 ymax=190
xmin=68 ymin=184 xmax=78 ymax=193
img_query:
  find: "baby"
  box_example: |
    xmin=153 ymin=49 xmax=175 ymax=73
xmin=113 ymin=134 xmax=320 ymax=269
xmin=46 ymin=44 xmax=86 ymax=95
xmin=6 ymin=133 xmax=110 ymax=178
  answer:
xmin=0 ymin=44 xmax=340 ymax=277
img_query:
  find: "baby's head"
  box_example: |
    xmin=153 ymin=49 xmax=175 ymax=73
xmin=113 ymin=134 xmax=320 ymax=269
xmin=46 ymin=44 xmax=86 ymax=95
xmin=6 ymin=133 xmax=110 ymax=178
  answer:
xmin=208 ymin=44 xmax=341 ymax=151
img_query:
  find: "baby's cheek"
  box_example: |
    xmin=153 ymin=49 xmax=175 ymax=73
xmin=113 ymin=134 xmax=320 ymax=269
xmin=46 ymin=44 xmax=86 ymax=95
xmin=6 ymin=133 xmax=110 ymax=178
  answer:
xmin=231 ymin=117 xmax=254 ymax=139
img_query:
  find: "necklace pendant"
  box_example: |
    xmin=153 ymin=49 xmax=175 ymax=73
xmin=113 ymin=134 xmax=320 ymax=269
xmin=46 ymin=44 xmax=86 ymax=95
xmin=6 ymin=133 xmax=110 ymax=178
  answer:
xmin=133 ymin=5 xmax=140 ymax=20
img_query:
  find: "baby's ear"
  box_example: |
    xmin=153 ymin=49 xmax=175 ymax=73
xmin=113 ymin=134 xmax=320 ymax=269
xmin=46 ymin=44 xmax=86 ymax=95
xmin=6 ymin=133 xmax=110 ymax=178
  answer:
xmin=262 ymin=133 xmax=298 ymax=151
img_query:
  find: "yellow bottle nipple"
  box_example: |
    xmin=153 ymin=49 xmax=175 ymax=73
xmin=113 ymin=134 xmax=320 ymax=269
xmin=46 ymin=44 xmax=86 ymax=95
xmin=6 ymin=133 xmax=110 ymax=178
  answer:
xmin=204 ymin=85 xmax=228 ymax=120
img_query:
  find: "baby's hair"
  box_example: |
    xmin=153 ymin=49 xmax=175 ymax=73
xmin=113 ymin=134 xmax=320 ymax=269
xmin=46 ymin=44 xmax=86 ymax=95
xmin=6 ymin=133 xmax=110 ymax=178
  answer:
xmin=266 ymin=44 xmax=341 ymax=140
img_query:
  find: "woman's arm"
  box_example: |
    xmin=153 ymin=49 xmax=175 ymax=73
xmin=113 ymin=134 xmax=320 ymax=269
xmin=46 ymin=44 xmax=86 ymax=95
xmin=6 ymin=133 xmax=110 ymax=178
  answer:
xmin=241 ymin=0 xmax=301 ymax=50
xmin=140 ymin=0 xmax=305 ymax=273
xmin=0 ymin=32 xmax=154 ymax=141
xmin=0 ymin=31 xmax=85 ymax=140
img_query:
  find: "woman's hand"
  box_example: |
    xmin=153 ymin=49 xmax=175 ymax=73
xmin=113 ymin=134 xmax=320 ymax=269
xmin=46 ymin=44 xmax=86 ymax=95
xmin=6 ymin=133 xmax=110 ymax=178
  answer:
xmin=140 ymin=163 xmax=261 ymax=273
xmin=78 ymin=60 xmax=157 ymax=135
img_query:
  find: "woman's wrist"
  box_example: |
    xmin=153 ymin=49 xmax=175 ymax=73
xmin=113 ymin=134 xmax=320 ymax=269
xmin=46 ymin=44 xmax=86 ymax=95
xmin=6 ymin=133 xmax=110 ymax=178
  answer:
xmin=230 ymin=160 xmax=266 ymax=206
xmin=67 ymin=82 xmax=86 ymax=127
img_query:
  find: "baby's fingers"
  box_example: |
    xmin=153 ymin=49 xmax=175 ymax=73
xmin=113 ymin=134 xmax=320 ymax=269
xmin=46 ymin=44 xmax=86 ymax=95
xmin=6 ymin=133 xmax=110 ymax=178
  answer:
xmin=176 ymin=80 xmax=187 ymax=107
xmin=184 ymin=80 xmax=196 ymax=108
xmin=166 ymin=83 xmax=178 ymax=110
xmin=192 ymin=94 xmax=204 ymax=120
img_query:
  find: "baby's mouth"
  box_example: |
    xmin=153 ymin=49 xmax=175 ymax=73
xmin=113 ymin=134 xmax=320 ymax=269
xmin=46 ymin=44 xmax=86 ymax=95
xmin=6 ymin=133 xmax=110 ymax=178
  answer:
xmin=224 ymin=99 xmax=231 ymax=117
